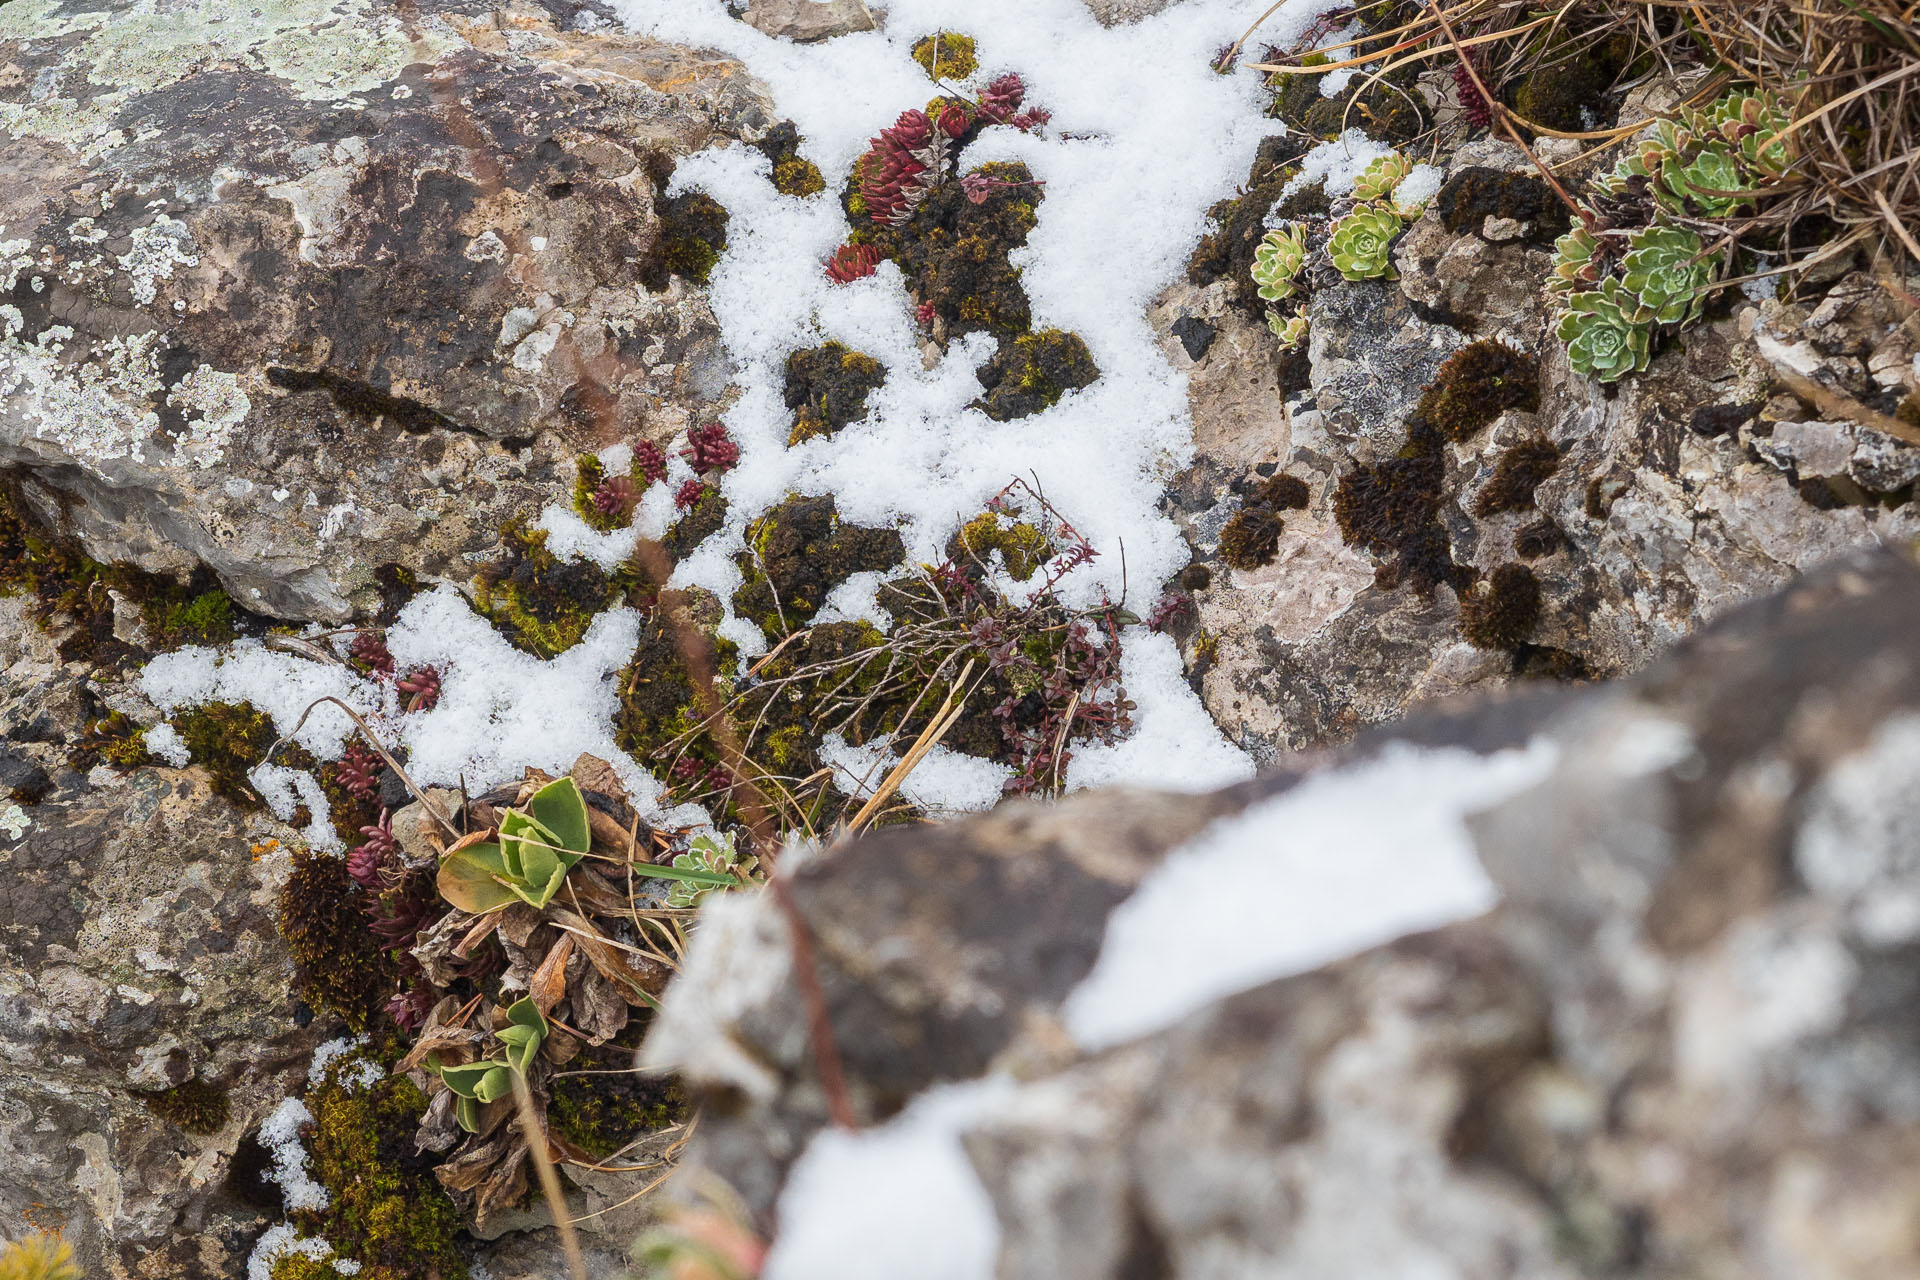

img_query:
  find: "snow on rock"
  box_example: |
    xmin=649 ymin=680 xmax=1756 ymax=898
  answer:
xmin=1063 ymin=740 xmax=1560 ymax=1049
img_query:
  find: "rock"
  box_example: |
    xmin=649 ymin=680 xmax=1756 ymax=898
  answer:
xmin=1081 ymin=0 xmax=1180 ymax=25
xmin=647 ymin=550 xmax=1920 ymax=1275
xmin=0 ymin=599 xmax=321 ymax=1278
xmin=739 ymin=0 xmax=877 ymax=42
xmin=0 ymin=0 xmax=773 ymax=620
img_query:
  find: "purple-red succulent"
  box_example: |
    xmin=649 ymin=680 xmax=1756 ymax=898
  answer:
xmin=825 ymin=241 xmax=882 ymax=283
xmin=634 ymin=439 xmax=669 ymax=485
xmin=937 ymin=104 xmax=972 ymax=139
xmin=674 ymin=478 xmax=710 ymax=510
xmin=858 ymin=108 xmax=946 ymax=225
xmin=977 ymin=73 xmax=1026 ymax=122
xmin=335 ymin=738 xmax=382 ymax=802
xmin=350 ymin=630 xmax=394 ymax=676
xmin=591 ymin=474 xmax=636 ymax=518
xmin=396 ymin=665 xmax=440 ymax=712
xmin=1453 ymin=54 xmax=1493 ymax=128
xmin=1146 ymin=592 xmax=1195 ymax=632
xmin=348 ymin=813 xmax=396 ymax=889
xmin=916 ymin=300 xmax=937 ymax=326
xmin=681 ymin=422 xmax=740 ymax=475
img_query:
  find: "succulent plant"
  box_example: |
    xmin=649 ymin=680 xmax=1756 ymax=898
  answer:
xmin=1250 ymin=225 xmax=1308 ymax=301
xmin=1598 ymin=119 xmax=1690 ymax=197
xmin=1702 ymin=88 xmax=1797 ymax=174
xmin=436 ymin=776 xmax=592 ymax=913
xmin=1548 ymin=225 xmax=1606 ymax=294
xmin=1556 ymin=278 xmax=1653 ymax=382
xmin=1619 ymin=224 xmax=1713 ymax=324
xmin=1327 ymin=205 xmax=1404 ymax=280
xmin=1350 ymin=151 xmax=1411 ymax=204
xmin=1657 ymin=142 xmax=1753 ymax=216
xmin=434 ymin=998 xmax=547 ymax=1131
xmin=1267 ymin=307 xmax=1309 ymax=348
xmin=657 ymin=831 xmax=761 ymax=910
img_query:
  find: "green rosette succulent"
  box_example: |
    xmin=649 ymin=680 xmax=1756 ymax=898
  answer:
xmin=436 ymin=775 xmax=592 ymax=913
xmin=660 ymin=831 xmax=762 ymax=909
xmin=1251 ymin=225 xmax=1309 ymax=302
xmin=1327 ymin=205 xmax=1403 ymax=281
xmin=1548 ymin=225 xmax=1605 ymax=294
xmin=1598 ymin=119 xmax=1689 ymax=196
xmin=1704 ymin=88 xmax=1796 ymax=175
xmin=1557 ymin=277 xmax=1653 ymax=382
xmin=434 ymin=998 xmax=547 ymax=1132
xmin=1658 ymin=143 xmax=1753 ymax=216
xmin=1266 ymin=308 xmax=1309 ymax=349
xmin=1619 ymin=224 xmax=1713 ymax=324
xmin=1350 ymin=151 xmax=1411 ymax=204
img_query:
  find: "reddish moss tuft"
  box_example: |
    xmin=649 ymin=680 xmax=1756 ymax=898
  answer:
xmin=277 ymin=848 xmax=396 ymax=1033
xmin=1256 ymin=473 xmax=1312 ymax=510
xmin=1471 ymin=436 xmax=1561 ymax=516
xmin=1218 ymin=507 xmax=1285 ymax=571
xmin=1460 ymin=564 xmax=1543 ymax=650
xmin=141 ymin=1079 xmax=231 ymax=1135
xmin=1416 ymin=341 xmax=1541 ymax=442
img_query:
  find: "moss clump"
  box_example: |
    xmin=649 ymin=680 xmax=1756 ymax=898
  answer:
xmin=1472 ymin=437 xmax=1561 ymax=517
xmin=1460 ymin=564 xmax=1543 ymax=650
xmin=1434 ymin=167 xmax=1571 ymax=244
xmin=662 ymin=486 xmax=730 ymax=563
xmin=173 ymin=701 xmax=274 ymax=808
xmin=948 ymin=512 xmax=1052 ymax=581
xmin=547 ymin=1026 xmax=691 ymax=1159
xmin=571 ymin=453 xmax=636 ymax=533
xmin=733 ymin=495 xmax=906 ymax=638
xmin=1299 ymin=80 xmax=1428 ymax=143
xmin=615 ymin=595 xmax=733 ymax=765
xmin=1187 ymin=134 xmax=1309 ymax=300
xmin=1256 ymin=473 xmax=1311 ymax=510
xmin=291 ymin=1050 xmax=468 ymax=1280
xmin=277 ymin=848 xmax=395 ymax=1033
xmin=864 ymin=161 xmax=1041 ymax=340
xmin=1514 ymin=517 xmax=1565 ymax=559
xmin=1416 ymin=341 xmax=1541 ymax=442
xmin=1219 ymin=507 xmax=1286 ymax=571
xmin=1507 ymin=33 xmax=1631 ymax=133
xmin=755 ymin=120 xmax=827 ymax=197
xmin=911 ymin=31 xmax=978 ymax=80
xmin=73 ymin=710 xmax=154 ymax=770
xmin=784 ymin=342 xmax=888 ymax=444
xmin=140 ymin=1079 xmax=230 ymax=1135
xmin=1333 ymin=423 xmax=1469 ymax=594
xmin=474 ymin=519 xmax=619 ymax=658
xmin=639 ymin=176 xmax=730 ymax=291
xmin=974 ymin=329 xmax=1099 ymax=421
xmin=319 ymin=755 xmax=383 ymax=849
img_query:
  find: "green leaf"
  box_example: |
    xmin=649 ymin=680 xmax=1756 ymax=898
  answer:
xmin=437 ymin=843 xmax=517 ymax=914
xmin=644 ymin=861 xmax=741 ymax=888
xmin=525 ymin=776 xmax=592 ymax=855
xmin=471 ymin=1064 xmax=514 ymax=1103
xmin=438 ymin=1060 xmax=500 ymax=1098
xmin=497 ymin=809 xmax=559 ymax=883
xmin=455 ymin=1095 xmax=479 ymax=1133
xmin=505 ymin=997 xmax=546 ymax=1032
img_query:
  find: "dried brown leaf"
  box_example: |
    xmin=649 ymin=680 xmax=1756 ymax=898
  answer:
xmin=529 ymin=933 xmax=575 ymax=1015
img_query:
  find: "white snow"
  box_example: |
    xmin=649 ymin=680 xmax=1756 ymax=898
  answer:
xmin=819 ymin=732 xmax=1012 ymax=814
xmin=764 ymin=1076 xmax=1015 ymax=1280
xmin=1281 ymin=128 xmax=1398 ymax=201
xmin=1063 ymin=740 xmax=1559 ymax=1049
xmin=142 ymin=721 xmax=190 ymax=766
xmin=247 ymin=1224 xmax=334 ymax=1280
xmin=259 ymin=1096 xmax=329 ymax=1211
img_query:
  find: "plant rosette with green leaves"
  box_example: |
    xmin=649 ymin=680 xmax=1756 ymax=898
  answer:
xmin=1351 ymin=151 xmax=1411 ymax=204
xmin=662 ymin=831 xmax=764 ymax=910
xmin=1619 ymin=225 xmax=1713 ymax=325
xmin=1250 ymin=224 xmax=1308 ymax=302
xmin=1327 ymin=204 xmax=1403 ymax=281
xmin=437 ymin=776 xmax=593 ymax=912
xmin=432 ymin=998 xmax=548 ymax=1133
xmin=1267 ymin=308 xmax=1309 ymax=349
xmin=1556 ymin=277 xmax=1653 ymax=382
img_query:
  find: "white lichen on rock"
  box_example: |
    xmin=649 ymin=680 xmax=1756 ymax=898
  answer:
xmin=167 ymin=365 xmax=251 ymax=467
xmin=119 ymin=214 xmax=199 ymax=305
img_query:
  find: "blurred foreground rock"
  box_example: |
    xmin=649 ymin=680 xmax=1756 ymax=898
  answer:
xmin=649 ymin=549 xmax=1920 ymax=1277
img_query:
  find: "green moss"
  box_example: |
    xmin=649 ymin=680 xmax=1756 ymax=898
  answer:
xmin=1509 ymin=33 xmax=1631 ymax=133
xmin=277 ymin=848 xmax=396 ymax=1033
xmin=289 ymin=1049 xmax=468 ymax=1280
xmin=1472 ymin=437 xmax=1561 ymax=517
xmin=1416 ymin=341 xmax=1541 ymax=442
xmin=473 ymin=518 xmax=619 ymax=658
xmin=733 ymin=495 xmax=906 ymax=639
xmin=142 ymin=581 xmax=236 ymax=647
xmin=140 ymin=1079 xmax=230 ymax=1135
xmin=911 ymin=31 xmax=978 ymax=80
xmin=547 ymin=1027 xmax=690 ymax=1159
xmin=948 ymin=512 xmax=1052 ymax=581
xmin=784 ymin=342 xmax=888 ymax=444
xmin=1460 ymin=563 xmax=1543 ymax=650
xmin=774 ymin=155 xmax=826 ymax=197
xmin=973 ymin=329 xmax=1099 ymax=421
xmin=73 ymin=710 xmax=155 ymax=771
xmin=172 ymin=701 xmax=274 ymax=809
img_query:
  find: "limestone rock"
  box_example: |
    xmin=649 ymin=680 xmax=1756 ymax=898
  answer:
xmin=740 ymin=0 xmax=877 ymax=42
xmin=0 ymin=0 xmax=772 ymax=619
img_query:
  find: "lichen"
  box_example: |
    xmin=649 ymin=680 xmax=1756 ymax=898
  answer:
xmin=140 ymin=1079 xmax=230 ymax=1135
xmin=783 ymin=342 xmax=888 ymax=444
xmin=973 ymin=329 xmax=1099 ymax=421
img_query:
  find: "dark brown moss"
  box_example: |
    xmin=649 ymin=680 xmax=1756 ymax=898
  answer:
xmin=1434 ymin=168 xmax=1571 ymax=244
xmin=1333 ymin=424 xmax=1469 ymax=594
xmin=784 ymin=342 xmax=888 ymax=443
xmin=1460 ymin=564 xmax=1542 ymax=650
xmin=866 ymin=161 xmax=1041 ymax=340
xmin=174 ymin=701 xmax=275 ymax=809
xmin=141 ymin=1080 xmax=230 ymax=1135
xmin=277 ymin=848 xmax=395 ymax=1033
xmin=1472 ymin=437 xmax=1561 ymax=517
xmin=473 ymin=518 xmax=618 ymax=657
xmin=1416 ymin=341 xmax=1541 ymax=442
xmin=1514 ymin=517 xmax=1565 ymax=559
xmin=755 ymin=121 xmax=827 ymax=198
xmin=1584 ymin=473 xmax=1629 ymax=519
xmin=1218 ymin=507 xmax=1285 ymax=571
xmin=1187 ymin=134 xmax=1310 ymax=300
xmin=973 ymin=329 xmax=1099 ymax=421
xmin=733 ymin=495 xmax=905 ymax=637
xmin=1256 ymin=473 xmax=1312 ymax=510
xmin=1507 ymin=32 xmax=1631 ymax=134
xmin=639 ymin=178 xmax=730 ymax=291
xmin=1179 ymin=563 xmax=1213 ymax=591
xmin=548 ymin=1025 xmax=691 ymax=1159
xmin=662 ymin=485 xmax=730 ymax=562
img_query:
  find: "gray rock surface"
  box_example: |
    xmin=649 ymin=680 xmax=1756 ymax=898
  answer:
xmin=0 ymin=0 xmax=770 ymax=619
xmin=739 ymin=0 xmax=877 ymax=42
xmin=647 ymin=550 xmax=1920 ymax=1275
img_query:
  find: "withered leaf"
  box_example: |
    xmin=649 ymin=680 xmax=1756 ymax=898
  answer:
xmin=474 ymin=1134 xmax=532 ymax=1229
xmin=529 ymin=933 xmax=575 ymax=1015
xmin=550 ymin=908 xmax=665 ymax=999
xmin=569 ymin=962 xmax=630 ymax=1045
xmin=569 ymin=753 xmax=627 ymax=802
xmin=415 ymin=1087 xmax=463 ymax=1156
